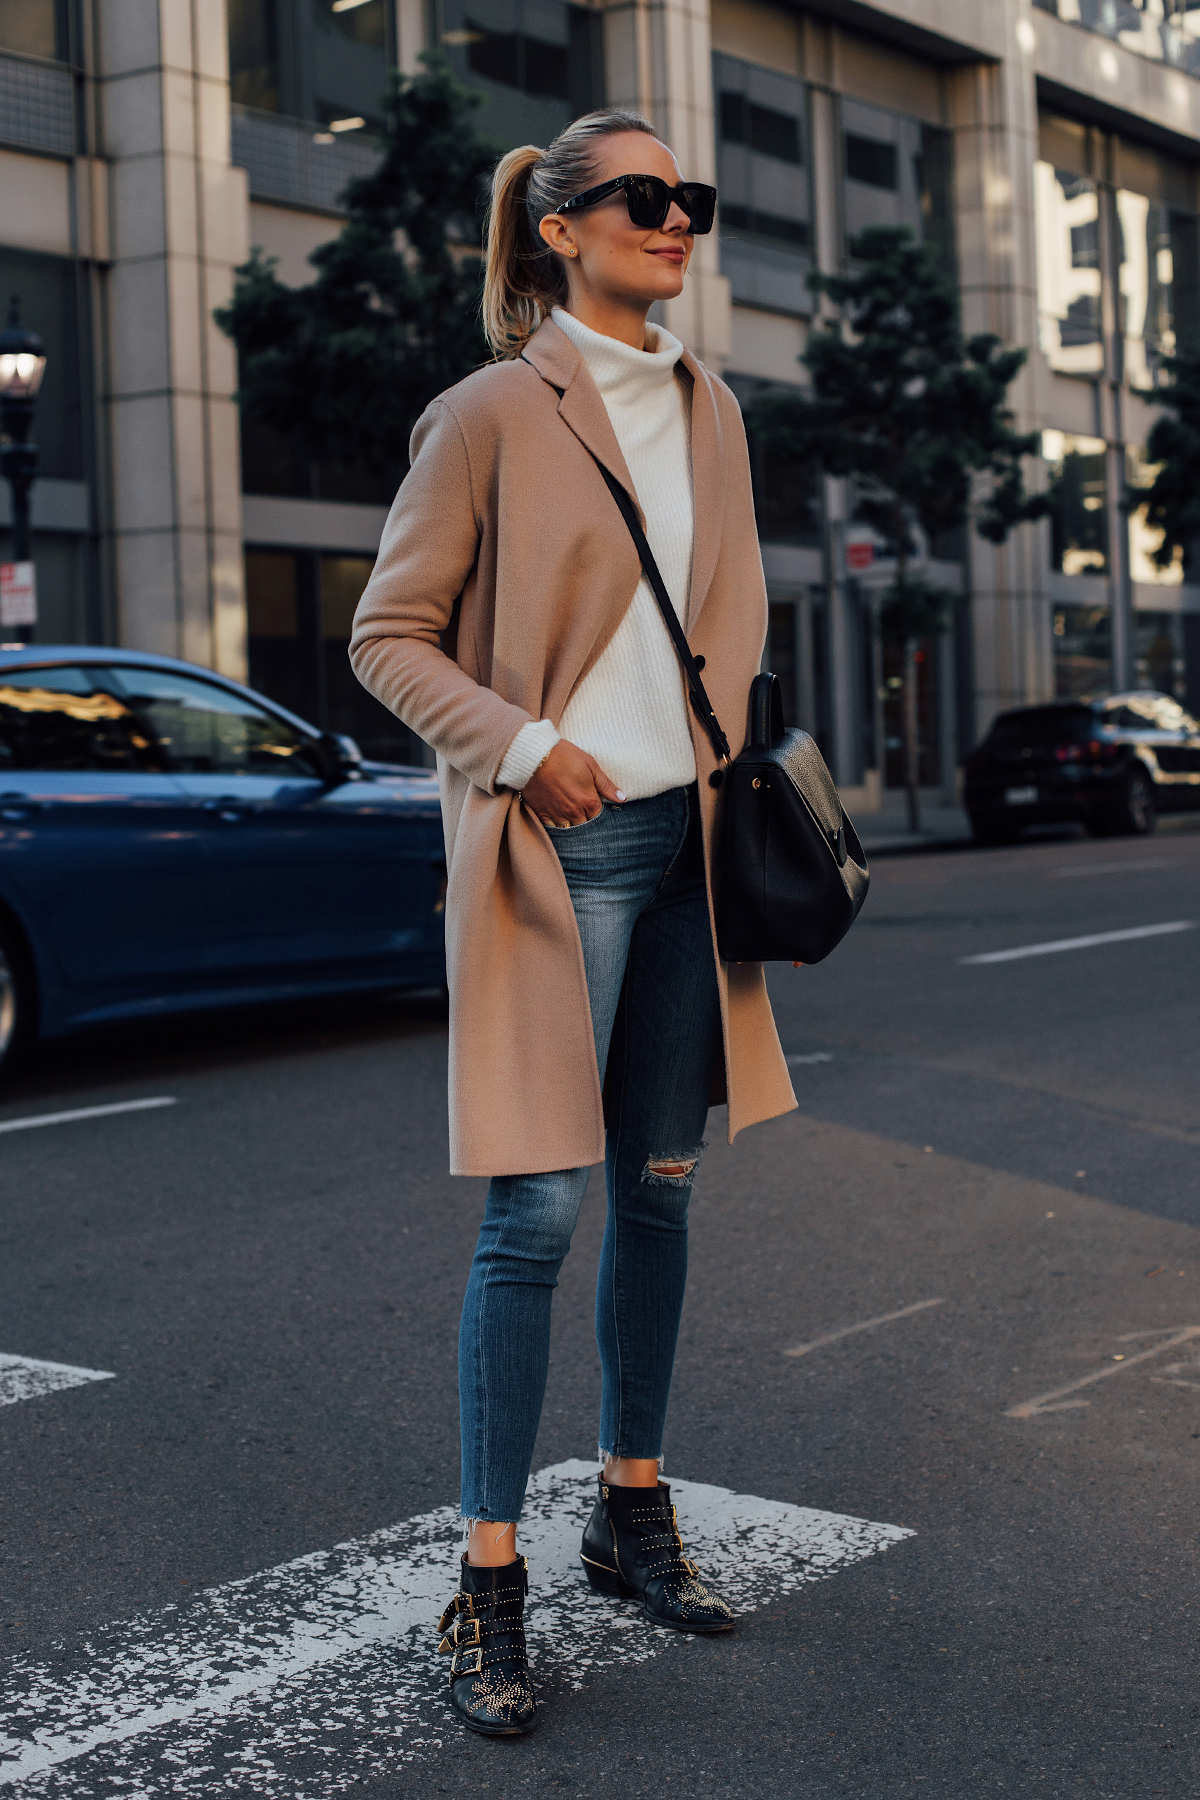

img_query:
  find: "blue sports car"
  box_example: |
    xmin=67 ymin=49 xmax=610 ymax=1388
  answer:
xmin=0 ymin=646 xmax=447 ymax=1073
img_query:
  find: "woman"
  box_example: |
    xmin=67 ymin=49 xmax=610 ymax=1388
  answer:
xmin=349 ymin=107 xmax=796 ymax=1738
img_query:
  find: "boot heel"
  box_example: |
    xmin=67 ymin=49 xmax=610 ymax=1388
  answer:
xmin=581 ymin=1555 xmax=636 ymax=1599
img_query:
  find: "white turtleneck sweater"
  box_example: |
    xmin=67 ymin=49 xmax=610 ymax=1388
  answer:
xmin=494 ymin=307 xmax=697 ymax=800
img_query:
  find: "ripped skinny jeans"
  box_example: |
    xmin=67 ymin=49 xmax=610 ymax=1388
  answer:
xmin=458 ymin=781 xmax=722 ymax=1522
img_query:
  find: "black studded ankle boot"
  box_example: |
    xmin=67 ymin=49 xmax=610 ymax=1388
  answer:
xmin=580 ymin=1476 xmax=736 ymax=1634
xmin=436 ymin=1553 xmax=537 ymax=1737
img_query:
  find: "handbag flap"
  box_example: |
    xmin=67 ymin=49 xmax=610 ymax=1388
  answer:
xmin=765 ymin=728 xmax=845 ymax=840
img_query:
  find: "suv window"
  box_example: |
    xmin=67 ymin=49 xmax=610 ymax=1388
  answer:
xmin=987 ymin=707 xmax=1095 ymax=751
xmin=105 ymin=667 xmax=322 ymax=776
xmin=0 ymin=665 xmax=147 ymax=771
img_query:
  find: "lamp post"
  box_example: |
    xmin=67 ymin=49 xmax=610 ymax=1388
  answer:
xmin=0 ymin=296 xmax=48 ymax=643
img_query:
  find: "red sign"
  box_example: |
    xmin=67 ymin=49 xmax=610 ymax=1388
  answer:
xmin=0 ymin=561 xmax=37 ymax=627
xmin=845 ymin=538 xmax=875 ymax=574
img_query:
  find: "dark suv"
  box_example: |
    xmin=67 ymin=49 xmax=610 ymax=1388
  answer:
xmin=963 ymin=691 xmax=1200 ymax=845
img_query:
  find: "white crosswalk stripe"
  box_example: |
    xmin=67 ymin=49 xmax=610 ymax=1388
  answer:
xmin=0 ymin=1459 xmax=912 ymax=1795
xmin=0 ymin=1355 xmax=115 ymax=1407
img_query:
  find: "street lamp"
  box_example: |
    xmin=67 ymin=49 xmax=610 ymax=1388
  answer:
xmin=0 ymin=295 xmax=47 ymax=642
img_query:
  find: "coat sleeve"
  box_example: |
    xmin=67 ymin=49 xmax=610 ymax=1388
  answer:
xmin=349 ymin=398 xmax=533 ymax=793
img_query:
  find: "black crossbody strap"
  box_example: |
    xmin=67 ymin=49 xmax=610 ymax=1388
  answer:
xmin=587 ymin=456 xmax=732 ymax=768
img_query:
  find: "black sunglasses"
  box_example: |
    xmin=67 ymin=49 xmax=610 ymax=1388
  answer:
xmin=558 ymin=173 xmax=717 ymax=235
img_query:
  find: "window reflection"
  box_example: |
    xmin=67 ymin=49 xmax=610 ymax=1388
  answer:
xmin=1053 ymin=604 xmax=1112 ymax=698
xmin=0 ymin=668 xmax=145 ymax=772
xmin=436 ymin=0 xmax=601 ymax=148
xmin=1035 ymin=163 xmax=1104 ymax=375
xmin=1043 ymin=431 xmax=1109 ymax=574
xmin=1116 ymin=194 xmax=1200 ymax=384
xmin=1033 ymin=0 xmax=1200 ymax=78
xmin=1135 ymin=611 xmax=1188 ymax=697
xmin=841 ymin=99 xmax=955 ymax=276
xmin=1126 ymin=444 xmax=1184 ymax=584
xmin=104 ymin=668 xmax=320 ymax=776
xmin=714 ymin=54 xmax=812 ymax=316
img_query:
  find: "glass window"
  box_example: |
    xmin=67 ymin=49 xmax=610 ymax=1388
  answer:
xmin=1126 ymin=444 xmax=1184 ymax=585
xmin=0 ymin=248 xmax=83 ymax=481
xmin=436 ymin=0 xmax=601 ymax=148
xmin=1031 ymin=1 xmax=1200 ymax=77
xmin=714 ymin=54 xmax=810 ymax=317
xmin=229 ymin=0 xmax=280 ymax=112
xmin=0 ymin=0 xmax=68 ymax=60
xmin=0 ymin=667 xmax=145 ymax=773
xmin=987 ymin=705 xmax=1096 ymax=749
xmin=227 ymin=0 xmax=390 ymax=129
xmin=842 ymin=99 xmax=955 ymax=276
xmin=104 ymin=667 xmax=321 ymax=777
xmin=1116 ymin=192 xmax=1200 ymax=385
xmin=1043 ymin=431 xmax=1109 ymax=575
xmin=1034 ymin=163 xmax=1104 ymax=376
xmin=246 ymin=550 xmax=304 ymax=722
xmin=1134 ymin=611 xmax=1187 ymax=698
xmin=1053 ymin=604 xmax=1111 ymax=697
xmin=312 ymin=0 xmax=388 ymax=132
xmin=320 ymin=554 xmax=412 ymax=757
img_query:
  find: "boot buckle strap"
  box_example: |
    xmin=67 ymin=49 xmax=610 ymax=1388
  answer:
xmin=451 ymin=1644 xmax=484 ymax=1677
xmin=681 ymin=1556 xmax=699 ymax=1577
xmin=436 ymin=1591 xmax=475 ymax=1634
xmin=437 ymin=1616 xmax=482 ymax=1654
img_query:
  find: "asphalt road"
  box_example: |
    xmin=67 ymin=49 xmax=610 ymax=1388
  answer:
xmin=2 ymin=816 xmax=1199 ymax=1799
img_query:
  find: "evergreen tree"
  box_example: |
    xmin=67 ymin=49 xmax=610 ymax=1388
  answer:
xmin=751 ymin=225 xmax=1046 ymax=832
xmin=215 ymin=53 xmax=497 ymax=475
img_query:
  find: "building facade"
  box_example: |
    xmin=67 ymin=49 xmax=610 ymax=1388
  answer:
xmin=4 ymin=0 xmax=1200 ymax=800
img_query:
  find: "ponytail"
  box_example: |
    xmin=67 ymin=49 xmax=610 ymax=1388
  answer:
xmin=482 ymin=109 xmax=661 ymax=359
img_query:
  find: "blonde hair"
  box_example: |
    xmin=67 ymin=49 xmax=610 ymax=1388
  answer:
xmin=482 ymin=108 xmax=662 ymax=359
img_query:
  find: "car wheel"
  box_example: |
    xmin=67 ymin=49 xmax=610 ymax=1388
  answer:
xmin=970 ymin=815 xmax=1020 ymax=846
xmin=0 ymin=916 xmax=34 ymax=1077
xmin=1112 ymin=766 xmax=1157 ymax=837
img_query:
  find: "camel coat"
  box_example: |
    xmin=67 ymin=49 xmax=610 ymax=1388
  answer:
xmin=349 ymin=315 xmax=796 ymax=1176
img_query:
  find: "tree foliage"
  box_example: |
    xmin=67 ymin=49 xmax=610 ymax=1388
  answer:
xmin=750 ymin=225 xmax=1047 ymax=641
xmin=1138 ymin=352 xmax=1200 ymax=568
xmin=215 ymin=53 xmax=497 ymax=472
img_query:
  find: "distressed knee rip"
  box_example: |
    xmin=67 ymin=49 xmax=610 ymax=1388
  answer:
xmin=642 ymin=1145 xmax=704 ymax=1186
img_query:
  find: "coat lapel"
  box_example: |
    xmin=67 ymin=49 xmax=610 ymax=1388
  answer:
xmin=680 ymin=347 xmax=727 ymax=631
xmin=522 ymin=317 xmax=644 ymax=524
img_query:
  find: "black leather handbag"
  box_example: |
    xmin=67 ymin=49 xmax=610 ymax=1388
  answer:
xmin=592 ymin=460 xmax=870 ymax=965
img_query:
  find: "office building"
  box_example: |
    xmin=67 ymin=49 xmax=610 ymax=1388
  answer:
xmin=3 ymin=0 xmax=1199 ymax=800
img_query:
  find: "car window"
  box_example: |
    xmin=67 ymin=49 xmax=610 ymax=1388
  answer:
xmin=105 ymin=667 xmax=321 ymax=777
xmin=987 ymin=708 xmax=1095 ymax=750
xmin=0 ymin=665 xmax=149 ymax=771
xmin=1105 ymin=699 xmax=1166 ymax=731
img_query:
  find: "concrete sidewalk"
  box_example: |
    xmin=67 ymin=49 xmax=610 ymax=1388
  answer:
xmin=851 ymin=792 xmax=973 ymax=856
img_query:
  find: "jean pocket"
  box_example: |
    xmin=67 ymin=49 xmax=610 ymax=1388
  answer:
xmin=544 ymin=805 xmax=608 ymax=834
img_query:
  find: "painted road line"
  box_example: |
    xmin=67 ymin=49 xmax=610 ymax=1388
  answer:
xmin=0 ymin=1355 xmax=116 ymax=1407
xmin=1006 ymin=1325 xmax=1200 ymax=1419
xmin=0 ymin=1097 xmax=177 ymax=1137
xmin=786 ymin=1052 xmax=834 ymax=1066
xmin=0 ymin=1459 xmax=911 ymax=1795
xmin=959 ymin=920 xmax=1196 ymax=966
xmin=1052 ymin=858 xmax=1168 ymax=879
xmin=783 ymin=1297 xmax=946 ymax=1359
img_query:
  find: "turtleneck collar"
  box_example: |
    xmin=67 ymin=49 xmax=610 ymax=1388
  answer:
xmin=551 ymin=306 xmax=684 ymax=406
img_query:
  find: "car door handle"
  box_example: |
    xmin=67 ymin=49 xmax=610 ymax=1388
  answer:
xmin=201 ymin=796 xmax=249 ymax=822
xmin=0 ymin=792 xmax=42 ymax=820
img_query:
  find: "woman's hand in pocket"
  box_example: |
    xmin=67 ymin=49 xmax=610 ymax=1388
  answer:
xmin=522 ymin=741 xmax=625 ymax=828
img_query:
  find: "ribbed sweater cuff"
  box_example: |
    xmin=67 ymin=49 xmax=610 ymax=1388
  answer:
xmin=496 ymin=718 xmax=561 ymax=790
